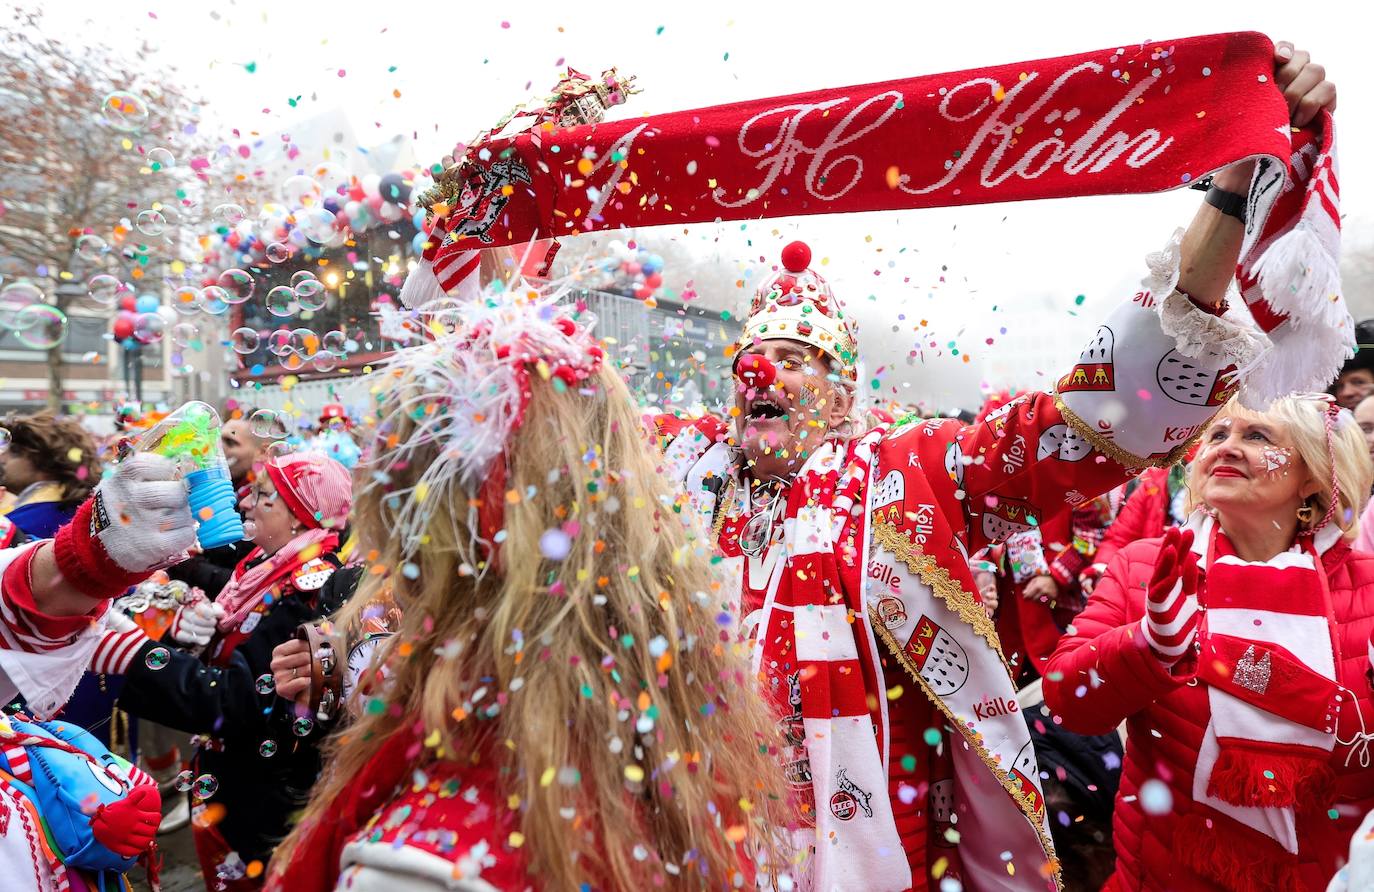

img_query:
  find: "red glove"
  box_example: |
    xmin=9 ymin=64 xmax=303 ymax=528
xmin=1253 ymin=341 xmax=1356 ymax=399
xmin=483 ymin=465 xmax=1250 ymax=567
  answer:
xmin=1140 ymin=527 xmax=1201 ymax=667
xmin=89 ymin=782 xmax=160 ymax=858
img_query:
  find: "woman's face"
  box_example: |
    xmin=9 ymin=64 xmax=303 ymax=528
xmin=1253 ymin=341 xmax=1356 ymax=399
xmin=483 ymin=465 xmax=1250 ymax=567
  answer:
xmin=1194 ymin=413 xmax=1317 ymax=526
xmin=241 ymin=479 xmax=298 ymax=554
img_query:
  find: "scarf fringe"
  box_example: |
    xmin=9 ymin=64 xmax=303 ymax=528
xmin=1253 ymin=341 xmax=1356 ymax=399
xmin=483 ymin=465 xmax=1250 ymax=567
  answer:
xmin=397 ymin=258 xmax=448 ymax=310
xmin=1207 ymin=746 xmax=1334 ymax=809
xmin=1173 ymin=812 xmax=1305 ymax=892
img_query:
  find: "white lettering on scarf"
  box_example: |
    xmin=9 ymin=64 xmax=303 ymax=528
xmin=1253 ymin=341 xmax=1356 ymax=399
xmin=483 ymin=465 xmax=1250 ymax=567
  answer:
xmin=713 ymin=61 xmax=1174 ymax=207
xmin=581 ymin=123 xmax=650 ymax=222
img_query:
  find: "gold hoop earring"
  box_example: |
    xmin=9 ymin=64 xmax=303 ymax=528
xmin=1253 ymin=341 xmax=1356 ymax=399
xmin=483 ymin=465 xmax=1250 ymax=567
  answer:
xmin=1296 ymin=503 xmax=1316 ymax=524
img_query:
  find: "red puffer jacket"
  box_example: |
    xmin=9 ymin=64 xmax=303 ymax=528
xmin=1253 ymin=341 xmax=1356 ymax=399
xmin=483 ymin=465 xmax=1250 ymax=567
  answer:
xmin=1044 ymin=536 xmax=1374 ymax=892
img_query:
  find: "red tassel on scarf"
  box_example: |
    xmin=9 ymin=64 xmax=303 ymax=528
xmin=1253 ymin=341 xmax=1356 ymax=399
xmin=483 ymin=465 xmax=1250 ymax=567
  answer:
xmin=1207 ymin=744 xmax=1335 ymax=809
xmin=1173 ymin=812 xmax=1305 ymax=892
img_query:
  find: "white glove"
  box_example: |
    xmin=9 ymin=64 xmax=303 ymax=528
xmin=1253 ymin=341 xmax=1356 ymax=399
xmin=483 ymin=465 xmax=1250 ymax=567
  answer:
xmin=54 ymin=453 xmax=198 ymax=600
xmin=169 ymin=596 xmax=224 ymax=647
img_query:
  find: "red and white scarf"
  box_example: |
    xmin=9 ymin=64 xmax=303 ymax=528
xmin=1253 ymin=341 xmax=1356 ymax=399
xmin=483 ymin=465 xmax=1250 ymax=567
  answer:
xmin=412 ymin=32 xmax=1348 ymax=402
xmin=215 ymin=529 xmax=338 ymax=633
xmin=1178 ymin=511 xmax=1349 ymax=890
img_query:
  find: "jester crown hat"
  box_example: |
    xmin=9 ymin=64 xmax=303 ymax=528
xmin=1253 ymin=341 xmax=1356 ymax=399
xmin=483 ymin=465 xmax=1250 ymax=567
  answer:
xmin=741 ymin=241 xmax=858 ymax=381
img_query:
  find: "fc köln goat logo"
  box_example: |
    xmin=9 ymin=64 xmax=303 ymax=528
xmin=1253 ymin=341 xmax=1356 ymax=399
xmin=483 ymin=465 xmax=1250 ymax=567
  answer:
xmin=1157 ymin=351 xmax=1238 ymax=407
xmin=830 ymin=767 xmax=874 ymax=821
xmin=443 ymin=158 xmax=533 ymax=244
xmin=1009 ymin=741 xmax=1044 ymax=815
xmin=905 ymin=615 xmax=970 ymax=696
xmin=1057 ymin=325 xmax=1116 ymax=393
xmin=1036 ymin=423 xmax=1092 ymax=463
xmin=980 ymin=496 xmax=1036 ymax=542
xmin=872 ymin=469 xmax=905 ymax=524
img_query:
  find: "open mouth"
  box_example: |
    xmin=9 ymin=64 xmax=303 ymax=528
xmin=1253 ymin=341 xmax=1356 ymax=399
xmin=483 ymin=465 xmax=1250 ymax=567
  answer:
xmin=747 ymin=392 xmax=788 ymax=421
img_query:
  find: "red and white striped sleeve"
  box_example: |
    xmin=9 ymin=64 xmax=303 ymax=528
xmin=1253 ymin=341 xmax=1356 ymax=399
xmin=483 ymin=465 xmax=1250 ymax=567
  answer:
xmin=0 ymin=543 xmax=106 ymax=654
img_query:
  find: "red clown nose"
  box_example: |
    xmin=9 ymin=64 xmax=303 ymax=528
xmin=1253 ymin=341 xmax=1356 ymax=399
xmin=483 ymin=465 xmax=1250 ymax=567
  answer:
xmin=735 ymin=354 xmax=777 ymax=389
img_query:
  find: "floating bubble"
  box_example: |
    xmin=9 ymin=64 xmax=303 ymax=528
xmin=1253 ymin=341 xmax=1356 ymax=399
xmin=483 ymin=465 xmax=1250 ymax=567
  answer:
xmin=0 ymin=282 xmax=44 ymax=327
xmin=241 ymin=520 xmax=258 ymax=540
xmin=266 ymin=285 xmax=297 ymax=317
xmin=266 ymin=242 xmax=291 ymax=264
xmin=230 ymin=327 xmax=260 ymax=355
xmin=216 ymin=269 xmax=254 ymax=304
xmin=297 ymin=207 xmax=337 ymax=244
xmin=200 ymin=285 xmax=229 ymax=316
xmin=264 ymin=440 xmax=292 ymax=460
xmin=291 ymin=717 xmax=314 ymax=737
xmin=266 ymin=329 xmax=293 ymax=357
xmin=322 ymin=330 xmax=347 ymax=355
xmin=0 ymin=428 xmax=10 ymax=452
xmin=101 ymin=91 xmax=149 ymax=132
xmin=86 ymin=274 xmax=123 ymax=307
xmin=147 ymin=147 xmax=175 ymax=171
xmin=133 ymin=312 xmax=165 ymax=345
xmin=212 ymin=203 xmax=247 ymax=225
xmin=75 ymin=234 xmax=108 ymax=263
xmin=294 ymin=277 xmax=327 ymax=311
xmin=145 ymin=646 xmax=171 ymax=670
xmin=172 ymin=322 xmax=200 ymax=349
xmin=289 ymin=270 xmax=318 ymax=289
xmin=172 ymin=286 xmax=200 ymax=315
xmin=136 ymin=209 xmax=167 ymax=237
xmin=258 ymin=740 xmax=278 ymax=758
xmin=280 ymin=174 xmax=322 ymax=207
xmin=291 ymin=328 xmax=320 ymax=357
xmin=174 ymin=769 xmax=194 ymax=792
xmin=193 ymin=774 xmax=219 ymax=799
xmin=254 ymin=674 xmax=275 ymax=695
xmin=310 ymin=353 xmax=337 ymax=373
xmin=250 ymin=409 xmax=288 ymax=440
xmin=13 ymin=305 xmax=68 ymax=349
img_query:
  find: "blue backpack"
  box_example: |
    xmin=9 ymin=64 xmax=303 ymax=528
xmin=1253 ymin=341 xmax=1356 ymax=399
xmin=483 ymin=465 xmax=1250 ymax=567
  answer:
xmin=0 ymin=713 xmax=146 ymax=878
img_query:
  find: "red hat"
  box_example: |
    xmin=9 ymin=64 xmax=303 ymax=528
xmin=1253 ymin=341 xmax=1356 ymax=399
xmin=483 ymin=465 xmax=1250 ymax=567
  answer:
xmin=265 ymin=452 xmax=352 ymax=530
xmin=318 ymin=403 xmax=350 ymax=428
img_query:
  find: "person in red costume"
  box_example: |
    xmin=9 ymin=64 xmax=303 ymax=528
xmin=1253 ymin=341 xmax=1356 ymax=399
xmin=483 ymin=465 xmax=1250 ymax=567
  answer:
xmin=1044 ymin=395 xmax=1374 ymax=892
xmin=655 ymin=43 xmax=1339 ymax=892
xmin=0 ymin=452 xmax=197 ymax=890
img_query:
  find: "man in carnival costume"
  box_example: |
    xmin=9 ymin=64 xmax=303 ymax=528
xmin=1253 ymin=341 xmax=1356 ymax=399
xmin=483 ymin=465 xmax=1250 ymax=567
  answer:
xmin=651 ymin=45 xmax=1341 ymax=891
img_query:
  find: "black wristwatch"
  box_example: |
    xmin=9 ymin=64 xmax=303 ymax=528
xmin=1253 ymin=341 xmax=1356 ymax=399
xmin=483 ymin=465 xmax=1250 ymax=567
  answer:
xmin=1203 ymin=185 xmax=1247 ymax=223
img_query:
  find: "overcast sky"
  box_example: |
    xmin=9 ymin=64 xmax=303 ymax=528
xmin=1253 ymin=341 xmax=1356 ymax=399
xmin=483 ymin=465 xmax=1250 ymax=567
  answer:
xmin=41 ymin=0 xmax=1374 ymax=408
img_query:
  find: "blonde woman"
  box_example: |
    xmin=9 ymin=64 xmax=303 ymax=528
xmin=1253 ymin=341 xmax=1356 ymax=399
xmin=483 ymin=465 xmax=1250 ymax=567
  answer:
xmin=266 ymin=290 xmax=796 ymax=891
xmin=1045 ymin=395 xmax=1374 ymax=892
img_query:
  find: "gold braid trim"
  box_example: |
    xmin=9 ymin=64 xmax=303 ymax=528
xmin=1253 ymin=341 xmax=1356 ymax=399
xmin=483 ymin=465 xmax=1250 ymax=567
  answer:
xmin=869 ymin=608 xmax=1063 ymax=891
xmin=870 ymin=521 xmax=1005 ymax=660
xmin=1052 ymin=392 xmax=1200 ymax=471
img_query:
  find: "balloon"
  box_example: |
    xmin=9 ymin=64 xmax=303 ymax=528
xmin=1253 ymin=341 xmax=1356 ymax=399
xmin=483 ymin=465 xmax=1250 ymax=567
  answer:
xmin=634 ymin=286 xmax=653 ymax=299
xmin=156 ymin=305 xmax=178 ymax=325
xmin=378 ymin=202 xmax=403 ymax=223
xmin=644 ymin=272 xmax=663 ymax=289
xmin=625 ymin=262 xmax=642 ymax=275
xmin=348 ymin=181 xmax=366 ymax=201
xmin=365 ymin=195 xmax=383 ymax=214
xmin=112 ymin=317 xmax=134 ymax=340
xmin=361 ymin=173 xmax=381 ymax=199
xmin=412 ymin=209 xmax=427 ymax=230
xmin=412 ymin=232 xmax=427 ymax=254
xmin=378 ymin=172 xmax=411 ymax=205
xmin=135 ymin=294 xmax=159 ymax=313
xmin=323 ymin=197 xmax=341 ymax=214
xmin=119 ymin=295 xmax=137 ymax=312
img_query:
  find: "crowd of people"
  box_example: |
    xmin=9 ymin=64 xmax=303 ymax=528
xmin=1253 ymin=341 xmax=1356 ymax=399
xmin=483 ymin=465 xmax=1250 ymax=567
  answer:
xmin=0 ymin=38 xmax=1371 ymax=892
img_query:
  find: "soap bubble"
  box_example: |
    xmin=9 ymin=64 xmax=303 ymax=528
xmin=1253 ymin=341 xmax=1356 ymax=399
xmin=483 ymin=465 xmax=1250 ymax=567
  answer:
xmin=250 ymin=409 xmax=288 ymax=440
xmin=75 ymin=234 xmax=108 ymax=263
xmin=266 ymin=330 xmax=293 ymax=357
xmin=297 ymin=207 xmax=337 ymax=244
xmin=294 ymin=277 xmax=327 ymax=311
xmin=216 ymin=269 xmax=254 ymax=304
xmin=212 ymin=203 xmax=247 ymax=225
xmin=322 ymin=330 xmax=347 ymax=355
xmin=0 ymin=429 xmax=10 ymax=452
xmin=172 ymin=286 xmax=200 ymax=315
xmin=133 ymin=312 xmax=165 ymax=345
xmin=310 ymin=353 xmax=337 ymax=373
xmin=289 ymin=270 xmax=318 ymax=289
xmin=145 ymin=646 xmax=171 ymax=670
xmin=254 ymin=674 xmax=275 ymax=695
xmin=280 ymin=174 xmax=322 ymax=207
xmin=0 ymin=282 xmax=44 ymax=327
xmin=291 ymin=717 xmax=314 ymax=737
xmin=174 ymin=769 xmax=194 ymax=792
xmin=147 ymin=147 xmax=175 ymax=171
xmin=101 ymin=91 xmax=149 ymax=132
xmin=266 ymin=242 xmax=291 ymax=264
xmin=266 ymin=285 xmax=297 ymax=317
xmin=86 ymin=274 xmax=124 ymax=307
xmin=200 ymin=285 xmax=229 ymax=316
xmin=135 ymin=209 xmax=167 ymax=237
xmin=258 ymin=740 xmax=278 ymax=758
xmin=172 ymin=322 xmax=200 ymax=349
xmin=291 ymin=328 xmax=320 ymax=357
xmin=13 ymin=305 xmax=68 ymax=349
xmin=230 ymin=327 xmax=260 ymax=354
xmin=193 ymin=774 xmax=219 ymax=799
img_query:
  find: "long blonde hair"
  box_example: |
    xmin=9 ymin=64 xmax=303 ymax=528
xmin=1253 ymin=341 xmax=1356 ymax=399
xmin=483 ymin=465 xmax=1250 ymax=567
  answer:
xmin=1187 ymin=395 xmax=1374 ymax=537
xmin=274 ymin=360 xmax=795 ymax=888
